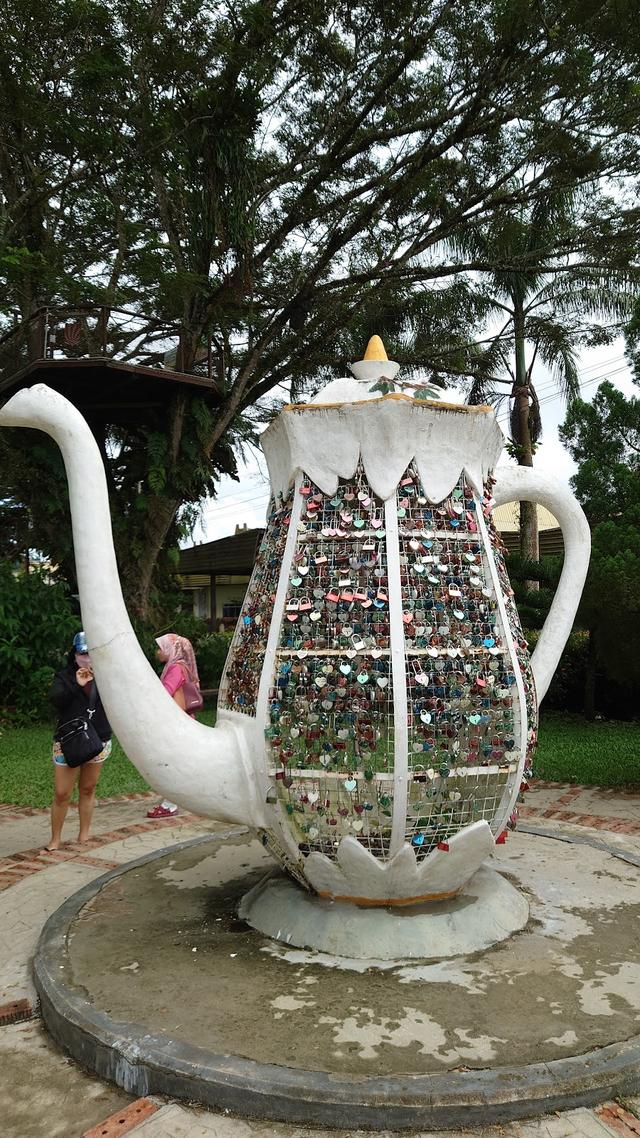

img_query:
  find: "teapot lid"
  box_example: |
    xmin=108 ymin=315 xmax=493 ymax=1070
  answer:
xmin=261 ymin=338 xmax=504 ymax=502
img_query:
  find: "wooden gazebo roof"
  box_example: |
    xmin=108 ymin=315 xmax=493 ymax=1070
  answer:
xmin=0 ymin=305 xmax=220 ymax=424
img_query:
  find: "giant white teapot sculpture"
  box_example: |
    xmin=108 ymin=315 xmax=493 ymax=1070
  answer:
xmin=0 ymin=340 xmax=590 ymax=905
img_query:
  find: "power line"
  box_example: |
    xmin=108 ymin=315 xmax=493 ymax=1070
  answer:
xmin=491 ymin=357 xmax=628 ymax=408
xmin=495 ymin=366 xmax=630 ymax=425
xmin=201 ymin=486 xmax=270 ymax=519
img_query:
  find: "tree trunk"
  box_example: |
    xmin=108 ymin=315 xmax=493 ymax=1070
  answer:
xmin=117 ymin=392 xmax=190 ymax=622
xmin=120 ymin=493 xmax=182 ymax=623
xmin=583 ymin=629 xmax=597 ymax=721
xmin=513 ymin=305 xmax=539 ymax=587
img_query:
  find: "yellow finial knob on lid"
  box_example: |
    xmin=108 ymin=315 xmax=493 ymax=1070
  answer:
xmin=349 ymin=334 xmax=399 ymax=384
xmin=363 ymin=335 xmax=388 ymax=362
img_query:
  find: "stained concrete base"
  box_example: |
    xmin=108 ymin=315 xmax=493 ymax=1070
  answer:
xmin=34 ymin=829 xmax=640 ymax=1130
xmin=238 ymin=864 xmax=530 ymax=959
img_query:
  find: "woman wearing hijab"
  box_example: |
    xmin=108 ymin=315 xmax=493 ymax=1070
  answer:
xmin=147 ymin=632 xmax=202 ymax=819
xmin=47 ymin=631 xmax=112 ymax=850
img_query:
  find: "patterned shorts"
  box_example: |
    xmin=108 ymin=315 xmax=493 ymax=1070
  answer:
xmin=52 ymin=739 xmax=112 ymax=767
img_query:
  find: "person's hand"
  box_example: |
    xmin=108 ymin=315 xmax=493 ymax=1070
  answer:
xmin=76 ymin=667 xmax=94 ymax=686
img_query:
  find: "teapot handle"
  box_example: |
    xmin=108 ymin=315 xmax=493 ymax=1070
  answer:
xmin=491 ymin=465 xmax=591 ymax=704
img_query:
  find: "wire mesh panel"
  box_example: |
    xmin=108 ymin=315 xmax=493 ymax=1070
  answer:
xmin=218 ymin=489 xmax=293 ymax=716
xmin=397 ymin=464 xmax=522 ymax=853
xmin=265 ymin=463 xmax=396 ymax=861
xmin=223 ymin=458 xmax=531 ymax=883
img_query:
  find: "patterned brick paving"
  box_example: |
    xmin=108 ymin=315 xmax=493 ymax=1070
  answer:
xmin=1 ymin=783 xmax=639 ymax=891
xmin=0 ymin=813 xmax=196 ymax=891
xmin=596 ymin=1105 xmax=640 ymax=1138
xmin=0 ymin=791 xmax=155 ymax=819
xmin=528 ymin=781 xmax=640 ymax=799
xmin=520 ymin=804 xmax=640 ymax=834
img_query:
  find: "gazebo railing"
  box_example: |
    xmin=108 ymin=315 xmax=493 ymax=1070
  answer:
xmin=0 ymin=306 xmax=215 ymax=383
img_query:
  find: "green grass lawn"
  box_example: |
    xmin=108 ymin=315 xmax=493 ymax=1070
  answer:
xmin=0 ymin=710 xmax=638 ymax=807
xmin=534 ymin=711 xmax=640 ymax=788
xmin=0 ymin=708 xmax=217 ymax=809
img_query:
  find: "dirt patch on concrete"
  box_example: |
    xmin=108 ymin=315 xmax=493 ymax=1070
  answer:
xmin=65 ymin=832 xmax=640 ymax=1077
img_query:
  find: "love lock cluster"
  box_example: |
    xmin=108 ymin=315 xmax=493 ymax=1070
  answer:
xmin=221 ymin=461 xmax=534 ymax=866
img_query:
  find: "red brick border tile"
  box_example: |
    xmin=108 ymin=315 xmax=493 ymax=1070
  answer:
xmin=75 ymin=856 xmax=120 ymax=869
xmin=0 ymin=792 xmax=155 ymax=823
xmin=520 ymin=804 xmax=640 ymax=835
xmin=597 ymin=1103 xmax=640 ymax=1138
xmin=0 ymin=813 xmax=199 ymax=891
xmin=0 ymin=997 xmax=33 ymax=1025
xmin=82 ymin=1098 xmax=159 ymax=1138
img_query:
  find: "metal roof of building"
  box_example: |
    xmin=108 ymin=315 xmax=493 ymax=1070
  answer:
xmin=178 ymin=528 xmax=264 ymax=576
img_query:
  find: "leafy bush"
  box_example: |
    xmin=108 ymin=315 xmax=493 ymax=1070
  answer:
xmin=527 ymin=629 xmax=589 ymax=713
xmin=0 ymin=562 xmax=78 ymax=723
xmin=190 ymin=632 xmax=232 ymax=688
xmin=527 ymin=627 xmax=639 ymax=720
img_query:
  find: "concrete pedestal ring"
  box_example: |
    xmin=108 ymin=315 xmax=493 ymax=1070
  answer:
xmin=238 ymin=864 xmax=529 ymax=959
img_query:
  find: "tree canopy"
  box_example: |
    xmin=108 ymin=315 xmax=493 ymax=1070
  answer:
xmin=560 ymin=380 xmax=640 ymax=522
xmin=560 ymin=382 xmax=640 ymax=709
xmin=2 ymin=0 xmax=640 ymax=617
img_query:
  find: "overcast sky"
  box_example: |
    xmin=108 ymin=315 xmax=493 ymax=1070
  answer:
xmin=190 ymin=341 xmax=634 ymax=546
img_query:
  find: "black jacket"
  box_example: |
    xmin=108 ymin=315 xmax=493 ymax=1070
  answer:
xmin=49 ymin=652 xmax=112 ymax=741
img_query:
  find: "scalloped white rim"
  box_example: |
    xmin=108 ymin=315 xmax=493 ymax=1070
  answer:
xmin=303 ymin=820 xmax=495 ymax=901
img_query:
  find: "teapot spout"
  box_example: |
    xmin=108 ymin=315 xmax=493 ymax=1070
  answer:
xmin=0 ymin=384 xmax=264 ymax=829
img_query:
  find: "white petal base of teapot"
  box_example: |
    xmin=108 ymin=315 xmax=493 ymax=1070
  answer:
xmin=302 ymin=819 xmax=496 ymax=904
xmin=239 ymin=862 xmax=529 ymax=961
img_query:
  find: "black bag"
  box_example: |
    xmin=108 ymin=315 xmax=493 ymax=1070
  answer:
xmin=55 ymin=688 xmax=103 ymax=768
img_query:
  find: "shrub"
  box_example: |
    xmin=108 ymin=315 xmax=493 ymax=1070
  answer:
xmin=527 ymin=628 xmax=639 ymax=720
xmin=0 ymin=562 xmax=78 ymax=723
xmin=191 ymin=632 xmax=233 ymax=688
xmin=527 ymin=629 xmax=589 ymax=713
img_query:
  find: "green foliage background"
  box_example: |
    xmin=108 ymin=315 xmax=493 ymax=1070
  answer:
xmin=0 ymin=562 xmax=232 ymax=724
xmin=2 ymin=0 xmax=640 ymax=619
xmin=0 ymin=565 xmax=78 ymax=721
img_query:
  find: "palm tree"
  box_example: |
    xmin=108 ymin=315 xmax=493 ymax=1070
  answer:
xmin=446 ymin=196 xmax=637 ymax=570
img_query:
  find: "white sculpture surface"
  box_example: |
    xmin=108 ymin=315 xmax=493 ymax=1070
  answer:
xmin=0 ymin=349 xmax=590 ymax=907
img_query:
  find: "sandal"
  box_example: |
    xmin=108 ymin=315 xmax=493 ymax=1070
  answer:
xmin=146 ymin=803 xmax=178 ymax=819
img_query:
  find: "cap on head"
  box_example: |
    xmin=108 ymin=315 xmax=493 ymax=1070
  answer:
xmin=73 ymin=631 xmax=89 ymax=655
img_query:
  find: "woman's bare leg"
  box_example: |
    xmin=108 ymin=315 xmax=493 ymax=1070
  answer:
xmin=49 ymin=764 xmax=80 ymax=850
xmin=77 ymin=761 xmax=103 ymax=843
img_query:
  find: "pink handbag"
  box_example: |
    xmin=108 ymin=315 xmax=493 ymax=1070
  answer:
xmin=182 ymin=677 xmax=203 ymax=712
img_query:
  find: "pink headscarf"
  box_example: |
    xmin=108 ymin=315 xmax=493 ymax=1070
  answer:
xmin=155 ymin=633 xmax=200 ymax=687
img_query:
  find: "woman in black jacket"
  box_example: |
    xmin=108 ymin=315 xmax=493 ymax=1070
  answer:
xmin=47 ymin=631 xmax=112 ymax=850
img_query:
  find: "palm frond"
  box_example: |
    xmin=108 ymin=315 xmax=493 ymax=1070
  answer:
xmin=526 ymin=314 xmax=580 ymax=400
xmin=526 ymin=270 xmax=639 ymax=323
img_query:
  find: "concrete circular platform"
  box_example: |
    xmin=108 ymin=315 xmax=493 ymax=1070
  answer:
xmin=35 ymin=827 xmax=640 ymax=1130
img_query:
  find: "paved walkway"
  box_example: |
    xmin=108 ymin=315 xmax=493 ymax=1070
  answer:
xmin=0 ymin=782 xmax=639 ymax=1138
